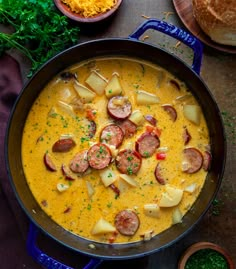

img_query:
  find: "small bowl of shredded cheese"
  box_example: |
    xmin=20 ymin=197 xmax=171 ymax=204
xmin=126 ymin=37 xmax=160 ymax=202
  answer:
xmin=54 ymin=0 xmax=123 ymax=23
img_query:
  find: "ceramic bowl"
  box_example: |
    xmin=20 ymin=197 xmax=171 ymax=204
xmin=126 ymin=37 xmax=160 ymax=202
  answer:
xmin=178 ymin=242 xmax=234 ymax=269
xmin=54 ymin=0 xmax=123 ymax=23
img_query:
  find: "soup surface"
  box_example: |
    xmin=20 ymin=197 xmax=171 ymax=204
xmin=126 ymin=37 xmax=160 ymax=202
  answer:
xmin=22 ymin=57 xmax=211 ymax=244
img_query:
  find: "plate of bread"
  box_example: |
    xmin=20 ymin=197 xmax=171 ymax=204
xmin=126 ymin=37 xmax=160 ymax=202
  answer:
xmin=173 ymin=0 xmax=236 ymax=53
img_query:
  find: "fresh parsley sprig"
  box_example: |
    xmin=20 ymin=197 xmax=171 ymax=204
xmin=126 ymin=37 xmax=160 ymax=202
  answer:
xmin=0 ymin=0 xmax=80 ymax=77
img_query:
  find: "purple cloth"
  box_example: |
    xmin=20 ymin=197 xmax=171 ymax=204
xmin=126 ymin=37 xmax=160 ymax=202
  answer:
xmin=0 ymin=54 xmax=39 ymax=268
xmin=0 ymin=54 xmax=149 ymax=269
xmin=0 ymin=54 xmax=90 ymax=269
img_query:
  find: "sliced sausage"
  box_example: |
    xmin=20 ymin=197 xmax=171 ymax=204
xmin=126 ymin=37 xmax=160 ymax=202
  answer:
xmin=87 ymin=120 xmax=96 ymax=138
xmin=107 ymin=96 xmax=132 ymax=120
xmin=136 ymin=132 xmax=160 ymax=158
xmin=117 ymin=119 xmax=137 ymax=138
xmin=60 ymin=71 xmax=76 ymax=82
xmin=182 ymin=147 xmax=203 ymax=174
xmin=154 ymin=163 xmax=166 ymax=185
xmin=162 ymin=105 xmax=177 ymax=122
xmin=52 ymin=138 xmax=76 ymax=152
xmin=115 ymin=149 xmax=142 ymax=175
xmin=69 ymin=150 xmax=89 ymax=173
xmin=100 ymin=124 xmax=124 ymax=148
xmin=145 ymin=115 xmax=157 ymax=126
xmin=115 ymin=209 xmax=140 ymax=236
xmin=203 ymin=150 xmax=212 ymax=171
xmin=109 ymin=183 xmax=120 ymax=197
xmin=169 ymin=79 xmax=180 ymax=91
xmin=61 ymin=164 xmax=76 ymax=181
xmin=183 ymin=126 xmax=192 ymax=145
xmin=80 ymin=118 xmax=97 ymax=139
xmin=81 ymin=118 xmax=97 ymax=139
xmin=44 ymin=153 xmax=57 ymax=171
xmin=87 ymin=143 xmax=112 ymax=170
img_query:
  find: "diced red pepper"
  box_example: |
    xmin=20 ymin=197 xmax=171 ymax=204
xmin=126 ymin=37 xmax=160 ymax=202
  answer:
xmin=145 ymin=125 xmax=162 ymax=137
xmin=156 ymin=152 xmax=166 ymax=160
xmin=86 ymin=109 xmax=97 ymax=121
xmin=108 ymin=231 xmax=118 ymax=244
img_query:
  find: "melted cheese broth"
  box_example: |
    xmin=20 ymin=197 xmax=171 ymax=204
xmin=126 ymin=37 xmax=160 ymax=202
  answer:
xmin=22 ymin=57 xmax=209 ymax=243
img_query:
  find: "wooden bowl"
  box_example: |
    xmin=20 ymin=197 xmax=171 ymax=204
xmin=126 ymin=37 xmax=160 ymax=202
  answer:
xmin=173 ymin=0 xmax=236 ymax=54
xmin=178 ymin=242 xmax=234 ymax=269
xmin=54 ymin=0 xmax=123 ymax=23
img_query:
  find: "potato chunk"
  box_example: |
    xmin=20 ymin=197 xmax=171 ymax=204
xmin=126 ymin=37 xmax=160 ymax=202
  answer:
xmin=136 ymin=90 xmax=160 ymax=105
xmin=106 ymin=144 xmax=118 ymax=159
xmin=117 ymin=178 xmax=129 ymax=193
xmin=119 ymin=174 xmax=139 ymax=187
xmin=140 ymin=230 xmax=154 ymax=241
xmin=159 ymin=185 xmax=183 ymax=207
xmin=73 ymin=81 xmax=96 ymax=103
xmin=105 ymin=72 xmax=123 ymax=98
xmin=86 ymin=180 xmax=95 ymax=198
xmin=57 ymin=101 xmax=75 ymax=117
xmin=57 ymin=183 xmax=69 ymax=192
xmin=144 ymin=204 xmax=160 ymax=218
xmin=48 ymin=106 xmax=57 ymax=118
xmin=85 ymin=70 xmax=107 ymax=96
xmin=183 ymin=105 xmax=201 ymax=125
xmin=129 ymin=110 xmax=144 ymax=126
xmin=99 ymin=168 xmax=117 ymax=187
xmin=184 ymin=183 xmax=197 ymax=193
xmin=91 ymin=218 xmax=116 ymax=235
xmin=172 ymin=207 xmax=183 ymax=224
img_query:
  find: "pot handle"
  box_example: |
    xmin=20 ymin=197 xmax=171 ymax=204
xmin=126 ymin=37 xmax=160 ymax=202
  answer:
xmin=27 ymin=222 xmax=103 ymax=269
xmin=129 ymin=19 xmax=203 ymax=75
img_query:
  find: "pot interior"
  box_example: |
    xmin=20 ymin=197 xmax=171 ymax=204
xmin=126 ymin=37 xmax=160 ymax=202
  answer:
xmin=6 ymin=39 xmax=226 ymax=259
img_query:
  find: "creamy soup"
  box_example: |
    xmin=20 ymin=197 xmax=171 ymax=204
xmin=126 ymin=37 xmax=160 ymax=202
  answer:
xmin=22 ymin=57 xmax=211 ymax=244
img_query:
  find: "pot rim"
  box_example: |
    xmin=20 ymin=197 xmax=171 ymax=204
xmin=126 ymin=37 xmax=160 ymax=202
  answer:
xmin=5 ymin=38 xmax=227 ymax=260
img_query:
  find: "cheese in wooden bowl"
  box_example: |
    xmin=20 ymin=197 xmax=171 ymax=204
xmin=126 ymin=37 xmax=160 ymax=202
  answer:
xmin=54 ymin=0 xmax=123 ymax=23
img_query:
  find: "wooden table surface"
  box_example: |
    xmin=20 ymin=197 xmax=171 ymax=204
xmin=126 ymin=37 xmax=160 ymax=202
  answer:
xmin=6 ymin=0 xmax=236 ymax=268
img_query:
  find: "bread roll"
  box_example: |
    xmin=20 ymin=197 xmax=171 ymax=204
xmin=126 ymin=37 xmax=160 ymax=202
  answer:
xmin=192 ymin=0 xmax=236 ymax=46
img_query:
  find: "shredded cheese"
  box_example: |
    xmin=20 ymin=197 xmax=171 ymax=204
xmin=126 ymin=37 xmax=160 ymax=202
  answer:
xmin=142 ymin=35 xmax=150 ymax=41
xmin=141 ymin=14 xmax=151 ymax=19
xmin=62 ymin=0 xmax=117 ymax=17
xmin=162 ymin=11 xmax=174 ymax=20
xmin=174 ymin=41 xmax=181 ymax=48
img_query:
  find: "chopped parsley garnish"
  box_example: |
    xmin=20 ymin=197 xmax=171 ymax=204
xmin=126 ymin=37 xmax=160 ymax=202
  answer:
xmin=127 ymin=156 xmax=133 ymax=161
xmin=107 ymin=202 xmax=112 ymax=208
xmin=143 ymin=151 xmax=150 ymax=157
xmin=127 ymin=167 xmax=133 ymax=175
xmin=0 ymin=0 xmax=80 ymax=77
xmin=80 ymin=137 xmax=89 ymax=143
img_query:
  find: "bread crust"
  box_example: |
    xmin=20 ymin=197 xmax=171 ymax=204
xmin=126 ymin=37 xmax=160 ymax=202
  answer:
xmin=192 ymin=0 xmax=236 ymax=46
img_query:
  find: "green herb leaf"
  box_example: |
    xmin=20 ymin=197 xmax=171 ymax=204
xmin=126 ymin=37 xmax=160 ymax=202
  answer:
xmin=0 ymin=0 xmax=80 ymax=77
